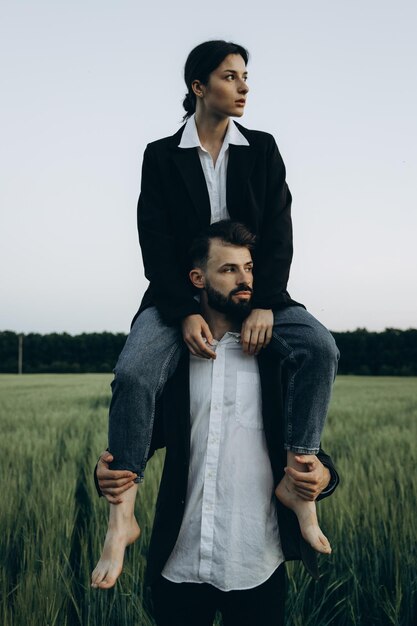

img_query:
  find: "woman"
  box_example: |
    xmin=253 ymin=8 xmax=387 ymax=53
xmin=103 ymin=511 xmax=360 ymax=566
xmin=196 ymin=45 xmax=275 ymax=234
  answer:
xmin=92 ymin=40 xmax=339 ymax=589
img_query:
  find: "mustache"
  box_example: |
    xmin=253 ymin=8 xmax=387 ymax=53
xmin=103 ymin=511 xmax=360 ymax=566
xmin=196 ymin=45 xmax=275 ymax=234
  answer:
xmin=230 ymin=283 xmax=253 ymax=297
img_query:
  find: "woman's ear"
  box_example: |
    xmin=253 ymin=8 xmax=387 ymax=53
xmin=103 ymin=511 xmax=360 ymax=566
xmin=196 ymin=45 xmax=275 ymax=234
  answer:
xmin=189 ymin=268 xmax=205 ymax=289
xmin=191 ymin=79 xmax=204 ymax=99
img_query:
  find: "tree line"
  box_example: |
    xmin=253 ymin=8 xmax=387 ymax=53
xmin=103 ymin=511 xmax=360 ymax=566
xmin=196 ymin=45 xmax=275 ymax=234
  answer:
xmin=1 ymin=328 xmax=417 ymax=375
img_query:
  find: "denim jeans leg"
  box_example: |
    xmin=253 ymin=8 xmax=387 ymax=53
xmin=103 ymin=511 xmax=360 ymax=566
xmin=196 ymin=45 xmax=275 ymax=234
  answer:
xmin=108 ymin=306 xmax=184 ymax=478
xmin=270 ymin=306 xmax=340 ymax=453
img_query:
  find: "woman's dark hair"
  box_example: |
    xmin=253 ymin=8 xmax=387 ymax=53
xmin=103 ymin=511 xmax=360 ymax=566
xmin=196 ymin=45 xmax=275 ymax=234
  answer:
xmin=182 ymin=40 xmax=249 ymax=121
xmin=189 ymin=220 xmax=256 ymax=270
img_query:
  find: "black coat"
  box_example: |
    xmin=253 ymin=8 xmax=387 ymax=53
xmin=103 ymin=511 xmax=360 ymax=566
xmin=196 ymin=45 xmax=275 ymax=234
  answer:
xmin=134 ymin=123 xmax=302 ymax=326
xmin=145 ymin=348 xmax=339 ymax=586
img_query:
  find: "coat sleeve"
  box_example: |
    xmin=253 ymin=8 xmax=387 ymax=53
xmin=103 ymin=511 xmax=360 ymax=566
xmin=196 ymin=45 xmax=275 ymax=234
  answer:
xmin=252 ymin=136 xmax=294 ymax=310
xmin=137 ymin=144 xmax=201 ymax=324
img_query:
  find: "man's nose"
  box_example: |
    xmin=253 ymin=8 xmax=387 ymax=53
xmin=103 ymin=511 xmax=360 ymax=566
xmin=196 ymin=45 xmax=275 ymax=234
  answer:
xmin=236 ymin=270 xmax=249 ymax=284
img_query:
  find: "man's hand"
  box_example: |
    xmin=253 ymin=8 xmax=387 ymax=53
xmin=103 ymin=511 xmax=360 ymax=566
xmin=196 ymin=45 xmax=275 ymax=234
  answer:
xmin=182 ymin=314 xmax=216 ymax=359
xmin=284 ymin=455 xmax=331 ymax=501
xmin=96 ymin=451 xmax=137 ymax=504
xmin=241 ymin=308 xmax=274 ymax=355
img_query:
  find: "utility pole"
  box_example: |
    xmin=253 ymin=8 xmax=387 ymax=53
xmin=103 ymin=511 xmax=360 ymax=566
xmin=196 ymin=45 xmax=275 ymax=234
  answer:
xmin=18 ymin=334 xmax=23 ymax=375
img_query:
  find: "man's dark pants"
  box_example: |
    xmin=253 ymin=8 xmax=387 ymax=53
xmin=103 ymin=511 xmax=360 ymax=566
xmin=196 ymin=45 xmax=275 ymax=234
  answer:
xmin=150 ymin=564 xmax=285 ymax=626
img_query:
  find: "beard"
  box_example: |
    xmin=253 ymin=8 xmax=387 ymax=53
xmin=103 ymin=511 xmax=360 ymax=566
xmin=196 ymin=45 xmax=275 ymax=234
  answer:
xmin=205 ymin=280 xmax=253 ymax=322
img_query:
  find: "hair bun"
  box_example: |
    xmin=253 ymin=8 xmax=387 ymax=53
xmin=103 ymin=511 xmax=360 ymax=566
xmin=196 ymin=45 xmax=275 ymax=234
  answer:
xmin=182 ymin=92 xmax=194 ymax=113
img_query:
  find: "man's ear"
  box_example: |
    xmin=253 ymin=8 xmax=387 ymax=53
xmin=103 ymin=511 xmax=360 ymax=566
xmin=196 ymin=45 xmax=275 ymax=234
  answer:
xmin=189 ymin=268 xmax=205 ymax=289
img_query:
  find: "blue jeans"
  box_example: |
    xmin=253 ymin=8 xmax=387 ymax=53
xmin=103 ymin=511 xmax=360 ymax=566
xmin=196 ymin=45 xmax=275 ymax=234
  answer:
xmin=272 ymin=306 xmax=339 ymax=454
xmin=108 ymin=306 xmax=339 ymax=478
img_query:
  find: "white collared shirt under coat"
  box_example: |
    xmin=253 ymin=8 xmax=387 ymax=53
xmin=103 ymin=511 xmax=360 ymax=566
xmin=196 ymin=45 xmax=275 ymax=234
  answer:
xmin=162 ymin=332 xmax=284 ymax=591
xmin=178 ymin=113 xmax=250 ymax=224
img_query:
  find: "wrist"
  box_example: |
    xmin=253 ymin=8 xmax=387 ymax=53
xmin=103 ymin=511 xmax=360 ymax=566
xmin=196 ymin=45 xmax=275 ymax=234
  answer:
xmin=183 ymin=313 xmax=202 ymax=321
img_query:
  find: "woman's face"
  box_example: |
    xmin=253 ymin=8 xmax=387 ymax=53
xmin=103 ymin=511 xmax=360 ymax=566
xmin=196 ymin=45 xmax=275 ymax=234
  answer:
xmin=194 ymin=53 xmax=249 ymax=119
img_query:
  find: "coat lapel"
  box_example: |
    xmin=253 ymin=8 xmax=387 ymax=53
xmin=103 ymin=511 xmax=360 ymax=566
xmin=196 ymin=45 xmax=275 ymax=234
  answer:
xmin=169 ymin=123 xmax=257 ymax=227
xmin=170 ymin=128 xmax=211 ymax=226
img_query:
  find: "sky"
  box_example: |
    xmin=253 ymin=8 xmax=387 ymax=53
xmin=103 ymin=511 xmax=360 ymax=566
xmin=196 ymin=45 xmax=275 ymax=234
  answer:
xmin=1 ymin=0 xmax=416 ymax=334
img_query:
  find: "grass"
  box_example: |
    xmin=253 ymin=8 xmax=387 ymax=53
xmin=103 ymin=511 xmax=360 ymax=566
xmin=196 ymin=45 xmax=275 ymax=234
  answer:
xmin=0 ymin=374 xmax=416 ymax=625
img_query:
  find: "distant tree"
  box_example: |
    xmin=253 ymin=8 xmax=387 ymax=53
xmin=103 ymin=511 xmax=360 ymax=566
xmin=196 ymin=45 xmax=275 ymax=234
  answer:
xmin=0 ymin=331 xmax=126 ymax=373
xmin=0 ymin=331 xmax=21 ymax=373
xmin=331 ymin=328 xmax=417 ymax=375
xmin=1 ymin=329 xmax=416 ymax=375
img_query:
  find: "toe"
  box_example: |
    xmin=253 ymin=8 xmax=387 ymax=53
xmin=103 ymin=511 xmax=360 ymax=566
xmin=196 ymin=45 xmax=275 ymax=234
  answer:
xmin=317 ymin=533 xmax=331 ymax=554
xmin=98 ymin=575 xmax=117 ymax=589
xmin=91 ymin=563 xmax=107 ymax=587
xmin=321 ymin=538 xmax=332 ymax=554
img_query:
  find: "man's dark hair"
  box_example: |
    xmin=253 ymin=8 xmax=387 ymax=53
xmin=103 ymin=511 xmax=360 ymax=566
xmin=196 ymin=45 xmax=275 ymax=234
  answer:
xmin=189 ymin=220 xmax=256 ymax=270
xmin=182 ymin=40 xmax=249 ymax=121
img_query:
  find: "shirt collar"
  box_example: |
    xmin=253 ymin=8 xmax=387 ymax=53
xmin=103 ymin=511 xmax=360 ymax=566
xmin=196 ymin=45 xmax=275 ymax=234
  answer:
xmin=211 ymin=331 xmax=241 ymax=347
xmin=178 ymin=113 xmax=249 ymax=150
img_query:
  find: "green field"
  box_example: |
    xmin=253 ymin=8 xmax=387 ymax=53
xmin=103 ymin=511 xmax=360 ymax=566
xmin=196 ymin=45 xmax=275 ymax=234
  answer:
xmin=0 ymin=374 xmax=416 ymax=626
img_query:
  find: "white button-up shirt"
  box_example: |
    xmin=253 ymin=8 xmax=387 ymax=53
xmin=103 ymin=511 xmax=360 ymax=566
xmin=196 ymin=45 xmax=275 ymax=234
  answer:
xmin=178 ymin=114 xmax=250 ymax=224
xmin=162 ymin=332 xmax=284 ymax=591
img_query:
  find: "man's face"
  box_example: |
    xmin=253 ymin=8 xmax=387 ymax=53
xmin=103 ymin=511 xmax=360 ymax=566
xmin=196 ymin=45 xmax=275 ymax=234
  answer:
xmin=203 ymin=240 xmax=253 ymax=320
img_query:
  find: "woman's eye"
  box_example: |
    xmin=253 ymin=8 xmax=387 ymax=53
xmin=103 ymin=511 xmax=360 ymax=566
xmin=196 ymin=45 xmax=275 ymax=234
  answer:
xmin=226 ymin=75 xmax=234 ymax=80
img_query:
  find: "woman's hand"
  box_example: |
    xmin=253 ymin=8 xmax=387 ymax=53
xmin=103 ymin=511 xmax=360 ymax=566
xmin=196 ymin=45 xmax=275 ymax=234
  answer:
xmin=182 ymin=314 xmax=216 ymax=359
xmin=241 ymin=308 xmax=274 ymax=355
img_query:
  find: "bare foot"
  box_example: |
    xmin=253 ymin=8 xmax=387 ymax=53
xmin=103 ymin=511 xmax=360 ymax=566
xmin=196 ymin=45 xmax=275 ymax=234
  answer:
xmin=275 ymin=450 xmax=332 ymax=554
xmin=275 ymin=478 xmax=331 ymax=553
xmin=91 ymin=483 xmax=140 ymax=589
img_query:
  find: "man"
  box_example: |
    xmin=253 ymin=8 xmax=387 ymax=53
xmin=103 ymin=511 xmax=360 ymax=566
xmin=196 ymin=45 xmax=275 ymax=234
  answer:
xmin=92 ymin=222 xmax=339 ymax=625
